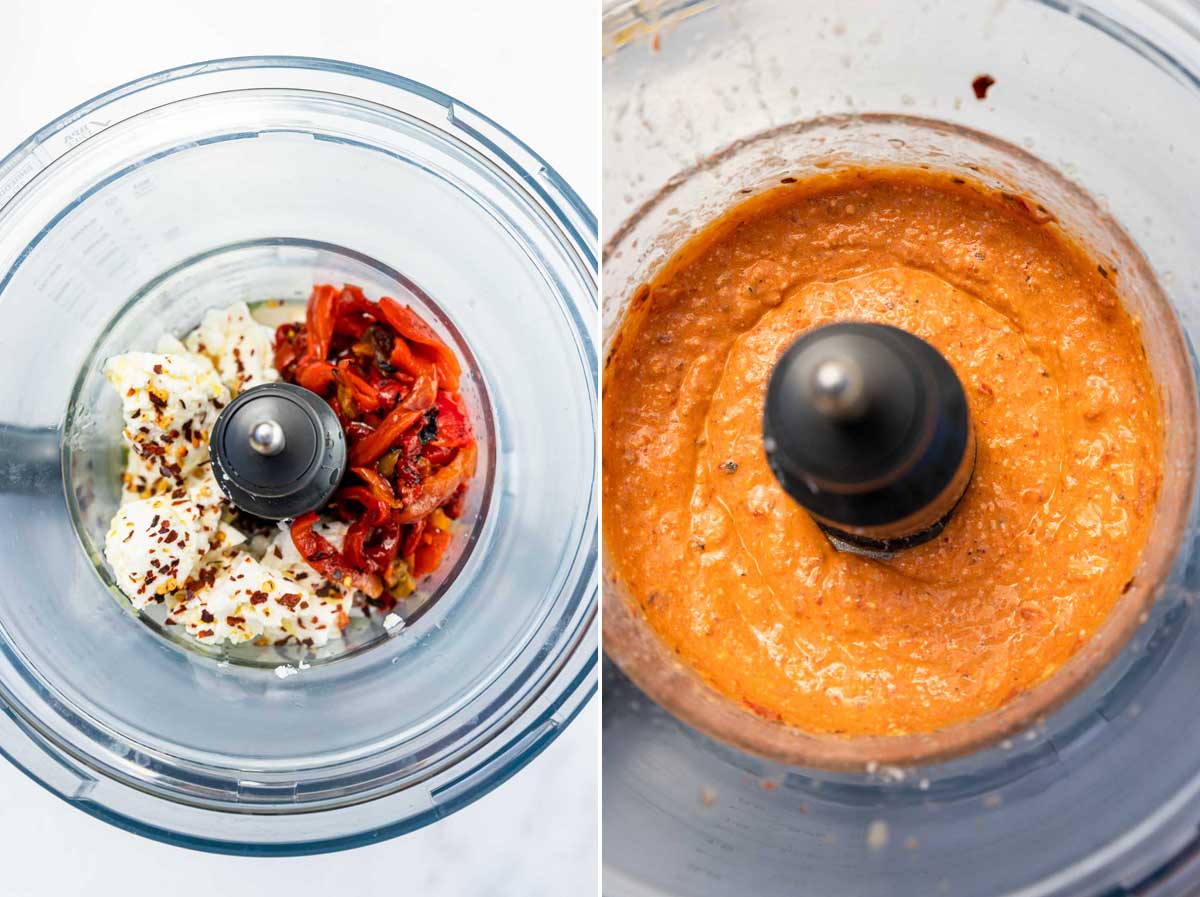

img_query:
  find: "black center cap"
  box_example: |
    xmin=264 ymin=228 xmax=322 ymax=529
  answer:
xmin=210 ymin=383 xmax=346 ymax=520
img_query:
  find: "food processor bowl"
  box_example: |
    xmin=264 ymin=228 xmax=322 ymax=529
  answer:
xmin=0 ymin=57 xmax=597 ymax=854
xmin=603 ymin=2 xmax=1200 ymax=895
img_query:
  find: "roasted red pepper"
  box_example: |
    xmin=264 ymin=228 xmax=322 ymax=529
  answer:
xmin=335 ymin=486 xmax=392 ymax=527
xmin=351 ymin=466 xmax=396 ymax=504
xmin=387 ymin=335 xmax=436 ymax=381
xmin=432 ymin=390 xmax=472 ymax=447
xmin=397 ymin=444 xmax=477 ymax=523
xmin=378 ymin=297 xmax=462 ymax=390
xmin=290 ymin=512 xmax=383 ymax=598
xmin=348 ymin=405 xmax=426 ymax=468
xmin=295 ymin=359 xmax=336 ymax=393
xmin=413 ymin=528 xmax=453 ymax=578
xmin=335 ymin=360 xmax=386 ymax=413
xmin=277 ymin=284 xmax=477 ymax=599
xmin=305 ymin=284 xmax=338 ymax=362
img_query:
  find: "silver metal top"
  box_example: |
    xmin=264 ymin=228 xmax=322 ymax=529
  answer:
xmin=249 ymin=419 xmax=286 ymax=456
xmin=809 ymin=356 xmax=866 ymax=421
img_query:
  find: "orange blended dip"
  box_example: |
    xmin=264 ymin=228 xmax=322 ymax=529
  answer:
xmin=603 ymin=168 xmax=1163 ymax=736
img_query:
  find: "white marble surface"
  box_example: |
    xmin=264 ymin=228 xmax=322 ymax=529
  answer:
xmin=0 ymin=1 xmax=598 ymax=894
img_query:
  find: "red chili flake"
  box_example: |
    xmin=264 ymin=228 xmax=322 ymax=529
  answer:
xmin=200 ymin=609 xmax=214 ymax=623
xmin=197 ymin=629 xmax=214 ymax=638
xmin=226 ymin=616 xmax=245 ymax=626
xmin=277 ymin=594 xmax=302 ymax=610
xmin=249 ymin=592 xmax=269 ymax=605
xmin=164 ymin=531 xmax=179 ymax=544
xmin=972 ymin=74 xmax=995 ymax=99
xmin=150 ymin=514 xmax=161 ymax=528
xmin=153 ymin=364 xmax=164 ymax=374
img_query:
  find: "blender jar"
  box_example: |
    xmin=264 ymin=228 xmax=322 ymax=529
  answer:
xmin=0 ymin=57 xmax=597 ymax=854
xmin=603 ymin=2 xmax=1200 ymax=895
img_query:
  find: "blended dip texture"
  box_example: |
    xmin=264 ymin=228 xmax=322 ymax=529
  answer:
xmin=603 ymin=169 xmax=1163 ymax=736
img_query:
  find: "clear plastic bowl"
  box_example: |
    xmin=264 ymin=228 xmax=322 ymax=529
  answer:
xmin=602 ymin=2 xmax=1200 ymax=895
xmin=0 ymin=57 xmax=597 ymax=854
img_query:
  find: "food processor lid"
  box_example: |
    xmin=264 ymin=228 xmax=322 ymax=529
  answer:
xmin=210 ymin=382 xmax=347 ymax=520
xmin=762 ymin=322 xmax=974 ymax=549
xmin=0 ymin=56 xmax=597 ymax=854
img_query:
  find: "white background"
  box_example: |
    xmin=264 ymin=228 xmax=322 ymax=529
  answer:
xmin=0 ymin=1 xmax=599 ymax=895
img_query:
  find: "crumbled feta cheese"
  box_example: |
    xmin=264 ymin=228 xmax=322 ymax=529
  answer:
xmin=185 ymin=302 xmax=279 ymax=396
xmin=104 ymin=490 xmax=216 ymax=608
xmin=102 ymin=304 xmax=357 ymax=647
xmin=105 ymin=350 xmax=229 ymax=494
xmin=169 ymin=552 xmax=349 ymax=647
xmin=383 ymin=613 xmax=404 ymax=631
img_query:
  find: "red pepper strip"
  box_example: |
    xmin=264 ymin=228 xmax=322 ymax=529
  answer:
xmin=335 ymin=486 xmax=391 ymax=526
xmin=378 ymin=297 xmax=462 ymax=390
xmin=290 ymin=512 xmax=383 ymax=598
xmin=295 ymin=359 xmax=336 ymax=394
xmin=401 ymin=517 xmax=427 ymax=559
xmin=342 ymin=519 xmax=371 ymax=569
xmin=334 ymin=313 xmax=373 ymax=340
xmin=375 ymin=380 xmax=404 ymax=408
xmin=364 ymin=517 xmax=402 ymax=573
xmin=274 ymin=340 xmax=300 ymax=374
xmin=421 ymin=443 xmax=455 ymax=467
xmin=335 ymin=361 xmax=385 ymax=412
xmin=306 ymin=284 xmax=338 ymax=361
xmin=347 ymin=405 xmax=427 ymax=468
xmin=338 ymin=284 xmax=378 ymax=319
xmin=443 ymin=483 xmax=469 ymax=520
xmin=351 ymin=466 xmax=400 ymax=508
xmin=413 ymin=528 xmax=453 ymax=578
xmin=397 ymin=443 xmax=477 ymax=523
xmin=401 ymin=372 xmax=438 ymax=412
xmin=273 ymin=324 xmax=304 ymax=373
xmin=387 ymin=336 xmax=436 ymax=380
xmin=432 ymin=390 xmax=473 ymax=447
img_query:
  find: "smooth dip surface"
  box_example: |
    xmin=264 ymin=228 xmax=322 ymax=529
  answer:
xmin=603 ymin=169 xmax=1163 ymax=736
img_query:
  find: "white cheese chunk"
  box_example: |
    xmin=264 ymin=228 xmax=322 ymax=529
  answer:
xmin=105 ymin=350 xmax=229 ymax=494
xmin=169 ymin=552 xmax=348 ymax=647
xmin=104 ymin=490 xmax=216 ymax=609
xmin=185 ymin=302 xmax=280 ymax=396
